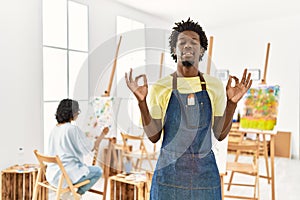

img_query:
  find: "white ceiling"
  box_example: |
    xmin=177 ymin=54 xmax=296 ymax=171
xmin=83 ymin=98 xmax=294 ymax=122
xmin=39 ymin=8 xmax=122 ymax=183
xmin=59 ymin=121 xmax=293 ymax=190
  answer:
xmin=116 ymin=0 xmax=300 ymax=28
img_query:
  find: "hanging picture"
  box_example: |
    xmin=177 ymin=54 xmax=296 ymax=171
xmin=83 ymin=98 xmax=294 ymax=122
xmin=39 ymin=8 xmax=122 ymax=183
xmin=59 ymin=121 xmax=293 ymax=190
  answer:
xmin=240 ymin=85 xmax=280 ymax=130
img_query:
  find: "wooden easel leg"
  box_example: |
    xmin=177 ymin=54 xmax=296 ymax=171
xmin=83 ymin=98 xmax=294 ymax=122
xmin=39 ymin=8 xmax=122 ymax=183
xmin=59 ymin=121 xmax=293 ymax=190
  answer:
xmin=262 ymin=135 xmax=270 ymax=184
xmin=270 ymin=135 xmax=275 ymax=200
xmin=102 ymin=142 xmax=113 ymax=200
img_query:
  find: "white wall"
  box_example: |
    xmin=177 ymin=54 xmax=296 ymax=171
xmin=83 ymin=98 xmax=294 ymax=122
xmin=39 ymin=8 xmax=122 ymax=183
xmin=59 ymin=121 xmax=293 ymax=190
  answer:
xmin=0 ymin=0 xmax=43 ymax=170
xmin=207 ymin=15 xmax=300 ymax=158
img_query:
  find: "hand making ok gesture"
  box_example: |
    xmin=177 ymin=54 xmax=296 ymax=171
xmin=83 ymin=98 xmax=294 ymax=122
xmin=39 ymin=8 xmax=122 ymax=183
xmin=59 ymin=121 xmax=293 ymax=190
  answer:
xmin=125 ymin=68 xmax=148 ymax=102
xmin=226 ymin=68 xmax=252 ymax=103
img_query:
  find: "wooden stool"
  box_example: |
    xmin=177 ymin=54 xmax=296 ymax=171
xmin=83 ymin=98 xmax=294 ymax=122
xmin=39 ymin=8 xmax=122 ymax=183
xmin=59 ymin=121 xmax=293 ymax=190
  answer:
xmin=109 ymin=175 xmax=145 ymax=200
xmin=1 ymin=164 xmax=47 ymax=200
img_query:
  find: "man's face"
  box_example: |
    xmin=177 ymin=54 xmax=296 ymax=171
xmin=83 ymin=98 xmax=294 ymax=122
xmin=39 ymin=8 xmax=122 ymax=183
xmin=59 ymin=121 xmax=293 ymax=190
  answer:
xmin=175 ymin=30 xmax=201 ymax=67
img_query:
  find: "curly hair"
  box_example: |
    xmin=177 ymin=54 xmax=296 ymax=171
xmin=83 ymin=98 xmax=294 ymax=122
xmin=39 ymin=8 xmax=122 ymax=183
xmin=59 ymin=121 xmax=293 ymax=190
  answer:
xmin=55 ymin=99 xmax=80 ymax=123
xmin=169 ymin=18 xmax=208 ymax=62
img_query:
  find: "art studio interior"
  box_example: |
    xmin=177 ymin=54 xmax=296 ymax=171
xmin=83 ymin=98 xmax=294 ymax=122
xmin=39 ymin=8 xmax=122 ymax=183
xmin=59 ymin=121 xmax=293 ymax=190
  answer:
xmin=1 ymin=0 xmax=300 ymax=199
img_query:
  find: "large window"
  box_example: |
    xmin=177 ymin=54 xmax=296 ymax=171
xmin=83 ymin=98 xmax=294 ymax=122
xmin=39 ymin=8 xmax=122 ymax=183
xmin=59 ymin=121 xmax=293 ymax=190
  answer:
xmin=42 ymin=0 xmax=89 ymax=151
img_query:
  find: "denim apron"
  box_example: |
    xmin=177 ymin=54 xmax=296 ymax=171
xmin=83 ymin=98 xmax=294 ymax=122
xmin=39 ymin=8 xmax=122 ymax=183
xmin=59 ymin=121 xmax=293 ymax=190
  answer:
xmin=150 ymin=72 xmax=221 ymax=200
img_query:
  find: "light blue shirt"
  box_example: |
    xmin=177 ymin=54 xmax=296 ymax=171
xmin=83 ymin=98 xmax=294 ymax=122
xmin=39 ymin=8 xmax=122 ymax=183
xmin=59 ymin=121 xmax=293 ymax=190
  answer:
xmin=46 ymin=123 xmax=93 ymax=187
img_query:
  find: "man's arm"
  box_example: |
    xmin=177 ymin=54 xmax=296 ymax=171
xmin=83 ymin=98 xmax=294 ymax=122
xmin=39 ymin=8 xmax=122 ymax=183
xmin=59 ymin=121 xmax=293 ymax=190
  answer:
xmin=138 ymin=100 xmax=162 ymax=143
xmin=213 ymin=100 xmax=237 ymax=141
xmin=213 ymin=69 xmax=252 ymax=141
xmin=125 ymin=69 xmax=162 ymax=143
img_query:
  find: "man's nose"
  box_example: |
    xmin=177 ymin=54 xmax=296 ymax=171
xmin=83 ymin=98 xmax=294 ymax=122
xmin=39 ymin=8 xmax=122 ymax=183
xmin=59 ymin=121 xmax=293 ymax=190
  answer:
xmin=184 ymin=42 xmax=192 ymax=49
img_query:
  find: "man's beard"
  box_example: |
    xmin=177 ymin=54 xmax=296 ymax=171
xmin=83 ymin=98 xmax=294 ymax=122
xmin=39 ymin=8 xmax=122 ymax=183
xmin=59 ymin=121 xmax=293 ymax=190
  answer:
xmin=182 ymin=60 xmax=194 ymax=67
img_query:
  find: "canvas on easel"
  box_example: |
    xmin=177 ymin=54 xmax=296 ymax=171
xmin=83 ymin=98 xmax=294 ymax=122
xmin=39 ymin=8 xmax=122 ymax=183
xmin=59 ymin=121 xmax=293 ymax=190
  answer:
xmin=240 ymin=42 xmax=280 ymax=131
xmin=87 ymin=96 xmax=120 ymax=135
xmin=240 ymin=84 xmax=280 ymax=131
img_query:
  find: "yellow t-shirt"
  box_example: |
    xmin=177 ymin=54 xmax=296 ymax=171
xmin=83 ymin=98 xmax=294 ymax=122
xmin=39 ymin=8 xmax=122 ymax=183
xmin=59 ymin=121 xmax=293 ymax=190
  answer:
xmin=149 ymin=73 xmax=226 ymax=125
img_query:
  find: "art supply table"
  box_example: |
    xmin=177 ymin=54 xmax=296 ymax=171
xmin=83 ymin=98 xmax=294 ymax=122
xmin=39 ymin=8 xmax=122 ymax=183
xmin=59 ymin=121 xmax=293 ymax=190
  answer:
xmin=109 ymin=174 xmax=146 ymax=200
xmin=1 ymin=164 xmax=47 ymax=200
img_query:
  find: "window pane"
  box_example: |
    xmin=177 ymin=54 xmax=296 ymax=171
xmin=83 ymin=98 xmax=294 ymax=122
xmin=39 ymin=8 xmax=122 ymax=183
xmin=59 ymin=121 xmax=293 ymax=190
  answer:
xmin=68 ymin=1 xmax=88 ymax=51
xmin=43 ymin=0 xmax=67 ymax=48
xmin=43 ymin=47 xmax=68 ymax=101
xmin=69 ymin=51 xmax=88 ymax=100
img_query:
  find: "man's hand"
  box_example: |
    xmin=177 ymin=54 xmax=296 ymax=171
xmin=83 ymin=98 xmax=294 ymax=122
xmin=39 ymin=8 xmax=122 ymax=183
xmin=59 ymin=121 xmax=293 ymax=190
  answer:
xmin=125 ymin=68 xmax=148 ymax=102
xmin=226 ymin=69 xmax=252 ymax=103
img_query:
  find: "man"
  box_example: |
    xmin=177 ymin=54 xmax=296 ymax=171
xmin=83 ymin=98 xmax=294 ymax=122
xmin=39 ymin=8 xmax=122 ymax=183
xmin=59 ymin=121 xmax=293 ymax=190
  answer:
xmin=125 ymin=18 xmax=252 ymax=199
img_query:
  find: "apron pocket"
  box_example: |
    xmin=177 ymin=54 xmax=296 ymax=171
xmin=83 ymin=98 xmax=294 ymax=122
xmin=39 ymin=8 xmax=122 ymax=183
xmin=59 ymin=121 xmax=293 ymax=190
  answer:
xmin=185 ymin=101 xmax=206 ymax=128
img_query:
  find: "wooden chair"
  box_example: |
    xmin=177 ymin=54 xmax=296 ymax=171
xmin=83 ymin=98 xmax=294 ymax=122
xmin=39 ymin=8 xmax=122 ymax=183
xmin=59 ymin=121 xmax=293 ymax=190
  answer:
xmin=32 ymin=128 xmax=110 ymax=200
xmin=224 ymin=142 xmax=260 ymax=199
xmin=32 ymin=150 xmax=90 ymax=200
xmin=145 ymin=170 xmax=154 ymax=200
xmin=120 ymin=132 xmax=154 ymax=172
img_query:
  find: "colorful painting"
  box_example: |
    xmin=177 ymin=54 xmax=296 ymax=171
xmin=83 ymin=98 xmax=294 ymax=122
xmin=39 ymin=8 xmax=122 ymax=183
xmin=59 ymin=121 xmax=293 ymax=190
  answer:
xmin=87 ymin=97 xmax=120 ymax=135
xmin=240 ymin=85 xmax=280 ymax=130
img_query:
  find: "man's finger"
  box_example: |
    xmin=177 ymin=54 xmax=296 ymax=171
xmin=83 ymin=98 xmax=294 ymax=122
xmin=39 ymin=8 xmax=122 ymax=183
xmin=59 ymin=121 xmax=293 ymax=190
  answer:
xmin=226 ymin=75 xmax=232 ymax=89
xmin=241 ymin=68 xmax=247 ymax=84
xmin=135 ymin=74 xmax=147 ymax=86
xmin=245 ymin=72 xmax=251 ymax=86
xmin=246 ymin=79 xmax=253 ymax=90
xmin=129 ymin=68 xmax=133 ymax=82
xmin=125 ymin=72 xmax=130 ymax=86
xmin=143 ymin=74 xmax=148 ymax=87
xmin=232 ymin=76 xmax=239 ymax=85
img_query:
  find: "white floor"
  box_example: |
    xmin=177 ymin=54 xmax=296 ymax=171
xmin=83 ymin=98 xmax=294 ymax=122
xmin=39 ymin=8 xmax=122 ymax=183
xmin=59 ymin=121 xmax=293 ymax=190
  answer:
xmin=49 ymin=156 xmax=300 ymax=200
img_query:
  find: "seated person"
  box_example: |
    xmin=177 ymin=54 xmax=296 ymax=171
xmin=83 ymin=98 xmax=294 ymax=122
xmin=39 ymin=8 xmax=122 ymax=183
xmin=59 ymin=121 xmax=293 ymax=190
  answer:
xmin=46 ymin=98 xmax=105 ymax=199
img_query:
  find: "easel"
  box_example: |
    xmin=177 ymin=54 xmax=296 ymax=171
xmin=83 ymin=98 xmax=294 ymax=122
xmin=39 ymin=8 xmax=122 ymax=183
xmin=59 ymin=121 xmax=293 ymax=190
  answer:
xmin=227 ymin=43 xmax=277 ymax=200
xmin=102 ymin=35 xmax=122 ymax=97
xmin=159 ymin=52 xmax=164 ymax=79
xmin=151 ymin=52 xmax=165 ymax=156
xmin=89 ymin=36 xmax=122 ymax=200
xmin=261 ymin=43 xmax=271 ymax=85
xmin=90 ymin=137 xmax=121 ymax=200
xmin=261 ymin=43 xmax=276 ymax=200
xmin=260 ymin=42 xmax=271 ymax=182
xmin=206 ymin=36 xmax=214 ymax=75
xmin=259 ymin=43 xmax=277 ymax=199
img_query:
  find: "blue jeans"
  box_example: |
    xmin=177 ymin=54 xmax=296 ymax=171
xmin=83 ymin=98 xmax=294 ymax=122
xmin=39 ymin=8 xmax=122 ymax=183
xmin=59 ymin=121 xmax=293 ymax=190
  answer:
xmin=74 ymin=166 xmax=102 ymax=195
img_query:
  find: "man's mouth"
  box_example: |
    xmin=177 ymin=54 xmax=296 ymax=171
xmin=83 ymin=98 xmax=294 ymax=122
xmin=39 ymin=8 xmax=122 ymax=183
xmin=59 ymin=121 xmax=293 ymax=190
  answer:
xmin=182 ymin=51 xmax=194 ymax=56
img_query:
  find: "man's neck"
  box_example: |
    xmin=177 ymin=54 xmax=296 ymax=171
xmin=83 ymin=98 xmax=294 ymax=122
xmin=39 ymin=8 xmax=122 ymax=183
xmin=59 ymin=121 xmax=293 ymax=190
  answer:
xmin=177 ymin=65 xmax=199 ymax=77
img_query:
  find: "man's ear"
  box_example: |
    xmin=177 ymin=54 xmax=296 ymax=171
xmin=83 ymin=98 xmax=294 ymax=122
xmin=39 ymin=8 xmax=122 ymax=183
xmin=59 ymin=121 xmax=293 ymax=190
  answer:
xmin=199 ymin=47 xmax=205 ymax=57
xmin=200 ymin=47 xmax=205 ymax=54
